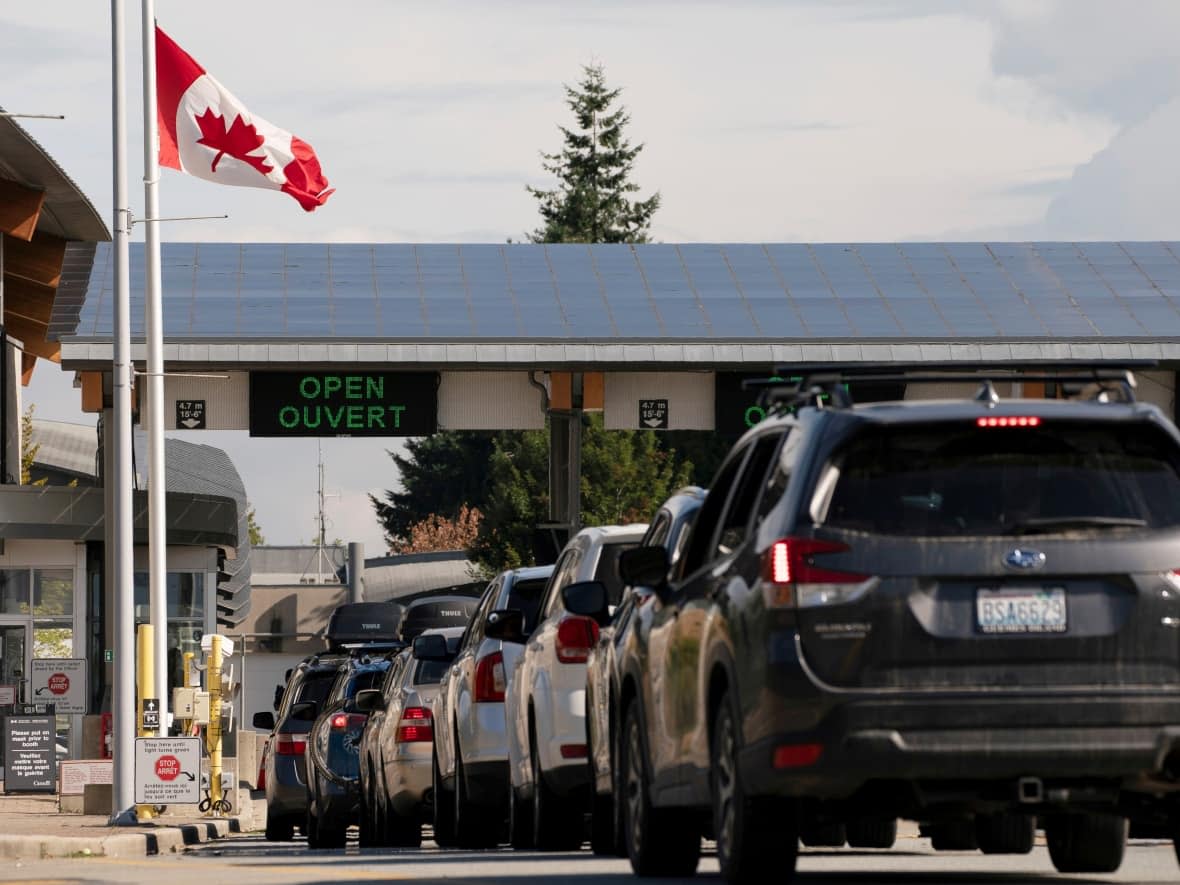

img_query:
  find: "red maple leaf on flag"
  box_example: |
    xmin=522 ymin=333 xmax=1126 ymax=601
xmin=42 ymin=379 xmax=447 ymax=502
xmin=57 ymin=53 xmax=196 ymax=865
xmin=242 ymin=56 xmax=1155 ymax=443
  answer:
xmin=193 ymin=108 xmax=274 ymax=176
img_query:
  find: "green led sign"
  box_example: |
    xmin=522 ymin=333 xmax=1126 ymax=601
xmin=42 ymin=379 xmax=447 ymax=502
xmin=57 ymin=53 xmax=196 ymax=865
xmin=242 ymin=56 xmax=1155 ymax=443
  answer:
xmin=249 ymin=371 xmax=438 ymax=437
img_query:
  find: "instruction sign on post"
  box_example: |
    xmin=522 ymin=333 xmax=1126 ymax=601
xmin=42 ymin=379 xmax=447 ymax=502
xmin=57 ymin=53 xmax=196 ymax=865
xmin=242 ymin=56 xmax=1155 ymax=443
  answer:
xmin=4 ymin=712 xmax=56 ymax=793
xmin=29 ymin=659 xmax=87 ymax=715
xmin=134 ymin=737 xmax=201 ymax=804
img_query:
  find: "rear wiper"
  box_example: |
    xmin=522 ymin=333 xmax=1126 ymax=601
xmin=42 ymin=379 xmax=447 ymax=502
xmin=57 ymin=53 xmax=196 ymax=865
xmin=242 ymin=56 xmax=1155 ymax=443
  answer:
xmin=1009 ymin=516 xmax=1147 ymax=535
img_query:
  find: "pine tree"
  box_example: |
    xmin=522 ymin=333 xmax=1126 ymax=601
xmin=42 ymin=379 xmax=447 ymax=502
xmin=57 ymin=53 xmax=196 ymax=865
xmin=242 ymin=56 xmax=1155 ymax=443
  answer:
xmin=527 ymin=64 xmax=660 ymax=243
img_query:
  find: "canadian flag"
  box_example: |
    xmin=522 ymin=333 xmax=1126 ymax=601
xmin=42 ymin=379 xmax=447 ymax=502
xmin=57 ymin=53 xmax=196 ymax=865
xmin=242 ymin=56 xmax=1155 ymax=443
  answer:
xmin=155 ymin=26 xmax=333 ymax=212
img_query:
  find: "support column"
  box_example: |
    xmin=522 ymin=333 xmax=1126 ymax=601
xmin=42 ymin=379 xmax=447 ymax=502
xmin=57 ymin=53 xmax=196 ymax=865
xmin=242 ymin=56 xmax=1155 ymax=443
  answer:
xmin=545 ymin=372 xmax=584 ymax=557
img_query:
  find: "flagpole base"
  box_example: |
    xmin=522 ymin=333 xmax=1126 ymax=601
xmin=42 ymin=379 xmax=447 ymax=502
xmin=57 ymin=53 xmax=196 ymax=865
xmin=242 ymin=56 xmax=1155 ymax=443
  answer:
xmin=108 ymin=807 xmax=139 ymax=827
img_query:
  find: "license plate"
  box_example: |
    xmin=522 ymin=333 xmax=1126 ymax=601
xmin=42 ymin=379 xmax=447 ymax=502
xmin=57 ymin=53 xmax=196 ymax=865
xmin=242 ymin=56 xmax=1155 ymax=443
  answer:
xmin=975 ymin=587 xmax=1067 ymax=634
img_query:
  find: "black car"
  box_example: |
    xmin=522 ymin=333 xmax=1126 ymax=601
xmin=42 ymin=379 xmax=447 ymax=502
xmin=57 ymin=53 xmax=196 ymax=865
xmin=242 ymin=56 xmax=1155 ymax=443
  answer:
xmin=603 ymin=368 xmax=1180 ymax=883
xmin=566 ymin=486 xmax=706 ymax=856
xmin=254 ymin=652 xmax=351 ymax=841
xmin=304 ymin=654 xmax=395 ymax=848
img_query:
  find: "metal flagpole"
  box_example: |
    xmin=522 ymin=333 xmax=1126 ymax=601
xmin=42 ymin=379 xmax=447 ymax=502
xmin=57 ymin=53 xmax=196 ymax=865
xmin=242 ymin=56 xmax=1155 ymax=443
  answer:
xmin=109 ymin=0 xmax=137 ymax=822
xmin=141 ymin=0 xmax=169 ymax=736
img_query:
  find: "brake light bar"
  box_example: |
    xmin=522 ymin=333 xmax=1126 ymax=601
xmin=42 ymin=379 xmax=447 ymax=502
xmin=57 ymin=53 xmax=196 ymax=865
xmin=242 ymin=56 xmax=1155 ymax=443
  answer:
xmin=976 ymin=416 xmax=1041 ymax=428
xmin=773 ymin=742 xmax=823 ymax=769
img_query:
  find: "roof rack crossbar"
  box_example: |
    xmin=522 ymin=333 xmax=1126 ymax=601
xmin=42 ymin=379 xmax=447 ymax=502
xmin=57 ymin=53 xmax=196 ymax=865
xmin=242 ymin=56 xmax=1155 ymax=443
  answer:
xmin=743 ymin=364 xmax=1147 ymax=411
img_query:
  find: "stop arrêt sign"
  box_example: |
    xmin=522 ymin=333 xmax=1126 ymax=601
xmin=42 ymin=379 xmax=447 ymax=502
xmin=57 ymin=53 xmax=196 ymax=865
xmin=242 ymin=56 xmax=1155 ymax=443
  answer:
xmin=155 ymin=755 xmax=181 ymax=782
xmin=47 ymin=673 xmax=69 ymax=695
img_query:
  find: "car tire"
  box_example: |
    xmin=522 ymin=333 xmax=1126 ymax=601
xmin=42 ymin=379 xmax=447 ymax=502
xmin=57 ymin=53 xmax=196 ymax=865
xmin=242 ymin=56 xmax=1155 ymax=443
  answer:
xmin=455 ymin=749 xmax=499 ymax=849
xmin=358 ymin=777 xmax=374 ymax=848
xmin=976 ymin=813 xmax=1034 ymax=855
xmin=1046 ymin=812 xmax=1127 ymax=873
xmin=590 ymin=790 xmax=617 ymax=856
xmin=846 ymin=818 xmax=896 ymax=849
xmin=265 ymin=812 xmax=294 ymax=842
xmin=928 ymin=821 xmax=978 ymax=851
xmin=711 ymin=693 xmax=791 ymax=884
xmin=305 ymin=799 xmax=321 ymax=850
xmin=432 ymin=748 xmax=457 ymax=848
xmin=622 ymin=702 xmax=701 ymax=877
xmin=800 ymin=823 xmax=846 ymax=847
xmin=530 ymin=727 xmax=583 ymax=851
xmin=387 ymin=807 xmax=422 ymax=848
xmin=509 ymin=784 xmax=535 ymax=850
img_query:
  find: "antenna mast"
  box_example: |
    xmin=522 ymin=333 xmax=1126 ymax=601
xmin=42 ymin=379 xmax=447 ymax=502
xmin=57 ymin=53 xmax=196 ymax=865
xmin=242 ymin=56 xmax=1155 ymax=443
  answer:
xmin=300 ymin=441 xmax=338 ymax=584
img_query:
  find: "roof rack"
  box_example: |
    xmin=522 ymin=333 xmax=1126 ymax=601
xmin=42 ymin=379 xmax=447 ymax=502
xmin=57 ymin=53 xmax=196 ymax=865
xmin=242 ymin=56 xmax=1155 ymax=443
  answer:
xmin=742 ymin=362 xmax=1154 ymax=413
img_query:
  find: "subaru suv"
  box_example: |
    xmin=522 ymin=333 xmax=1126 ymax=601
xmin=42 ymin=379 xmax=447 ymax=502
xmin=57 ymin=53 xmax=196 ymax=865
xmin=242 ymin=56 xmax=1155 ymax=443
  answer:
xmin=612 ymin=368 xmax=1180 ymax=883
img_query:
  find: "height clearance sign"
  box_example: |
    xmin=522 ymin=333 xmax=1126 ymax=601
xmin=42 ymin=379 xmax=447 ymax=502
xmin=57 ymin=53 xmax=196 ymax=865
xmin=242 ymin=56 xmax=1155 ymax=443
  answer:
xmin=249 ymin=372 xmax=438 ymax=437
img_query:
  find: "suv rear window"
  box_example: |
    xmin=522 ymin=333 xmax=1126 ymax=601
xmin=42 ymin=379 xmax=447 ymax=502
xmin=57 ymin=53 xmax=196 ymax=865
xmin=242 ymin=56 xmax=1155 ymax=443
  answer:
xmin=818 ymin=419 xmax=1180 ymax=536
xmin=414 ymin=659 xmax=449 ymax=685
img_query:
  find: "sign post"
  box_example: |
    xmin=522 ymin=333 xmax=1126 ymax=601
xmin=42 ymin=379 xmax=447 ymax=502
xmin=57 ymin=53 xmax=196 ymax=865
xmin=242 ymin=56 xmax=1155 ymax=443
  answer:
xmin=134 ymin=737 xmax=201 ymax=805
xmin=28 ymin=659 xmax=87 ymax=715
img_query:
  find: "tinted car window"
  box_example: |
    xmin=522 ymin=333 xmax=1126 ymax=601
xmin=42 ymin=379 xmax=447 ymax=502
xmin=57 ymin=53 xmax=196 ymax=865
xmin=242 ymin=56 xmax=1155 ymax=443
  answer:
xmin=680 ymin=449 xmax=750 ymax=577
xmin=505 ymin=576 xmax=548 ymax=634
xmin=715 ymin=434 xmax=783 ymax=557
xmin=291 ymin=671 xmax=335 ymax=711
xmin=414 ymin=659 xmax=450 ymax=684
xmin=819 ymin=420 xmax=1180 ymax=536
xmin=594 ymin=541 xmax=640 ymax=607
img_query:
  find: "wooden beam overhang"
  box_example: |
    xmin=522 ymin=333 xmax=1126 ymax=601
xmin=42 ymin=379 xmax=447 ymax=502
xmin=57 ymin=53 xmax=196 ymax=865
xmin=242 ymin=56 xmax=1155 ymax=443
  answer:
xmin=0 ymin=177 xmax=46 ymax=242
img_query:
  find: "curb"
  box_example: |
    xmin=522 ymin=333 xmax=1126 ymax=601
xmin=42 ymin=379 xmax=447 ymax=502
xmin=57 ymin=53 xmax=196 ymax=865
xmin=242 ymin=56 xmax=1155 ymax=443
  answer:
xmin=0 ymin=816 xmax=243 ymax=860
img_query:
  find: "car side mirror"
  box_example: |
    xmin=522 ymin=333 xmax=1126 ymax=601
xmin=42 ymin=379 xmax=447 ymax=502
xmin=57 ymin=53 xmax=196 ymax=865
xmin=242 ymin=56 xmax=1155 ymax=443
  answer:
xmin=620 ymin=546 xmax=671 ymax=593
xmin=289 ymin=701 xmax=317 ymax=722
xmin=353 ymin=689 xmax=384 ymax=713
xmin=252 ymin=711 xmax=275 ymax=731
xmin=562 ymin=580 xmax=610 ymax=625
xmin=413 ymin=633 xmax=454 ymax=662
xmin=484 ymin=608 xmax=526 ymax=643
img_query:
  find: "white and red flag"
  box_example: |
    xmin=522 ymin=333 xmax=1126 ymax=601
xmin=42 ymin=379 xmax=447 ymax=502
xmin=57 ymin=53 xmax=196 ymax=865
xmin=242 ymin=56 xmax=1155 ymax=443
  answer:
xmin=155 ymin=26 xmax=333 ymax=212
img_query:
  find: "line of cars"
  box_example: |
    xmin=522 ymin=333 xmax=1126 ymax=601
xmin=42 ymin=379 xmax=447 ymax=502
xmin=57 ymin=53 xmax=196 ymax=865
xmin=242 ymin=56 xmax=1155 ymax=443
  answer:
xmin=258 ymin=366 xmax=1180 ymax=884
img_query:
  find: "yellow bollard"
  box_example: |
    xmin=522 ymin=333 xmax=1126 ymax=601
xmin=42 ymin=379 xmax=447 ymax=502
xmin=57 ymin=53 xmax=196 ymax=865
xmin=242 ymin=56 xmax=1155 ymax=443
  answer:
xmin=205 ymin=634 xmax=223 ymax=815
xmin=135 ymin=623 xmax=156 ymax=822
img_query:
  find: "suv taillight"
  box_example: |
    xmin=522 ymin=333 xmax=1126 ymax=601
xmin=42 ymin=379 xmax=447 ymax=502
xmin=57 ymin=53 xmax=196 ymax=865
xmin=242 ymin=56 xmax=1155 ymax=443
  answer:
xmin=556 ymin=616 xmax=599 ymax=664
xmin=396 ymin=706 xmax=433 ymax=743
xmin=274 ymin=734 xmax=307 ymax=756
xmin=762 ymin=538 xmax=875 ymax=609
xmin=474 ymin=651 xmax=506 ymax=702
xmin=331 ymin=712 xmax=368 ymax=731
xmin=257 ymin=743 xmax=268 ymax=790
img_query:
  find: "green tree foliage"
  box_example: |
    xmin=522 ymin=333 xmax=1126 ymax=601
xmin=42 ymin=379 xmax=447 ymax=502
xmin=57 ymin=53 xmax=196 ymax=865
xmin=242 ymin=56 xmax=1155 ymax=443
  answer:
xmin=371 ymin=433 xmax=497 ymax=550
xmin=469 ymin=415 xmax=692 ymax=574
xmin=527 ymin=63 xmax=660 ymax=243
xmin=20 ymin=405 xmax=47 ymax=487
xmin=247 ymin=506 xmax=266 ymax=546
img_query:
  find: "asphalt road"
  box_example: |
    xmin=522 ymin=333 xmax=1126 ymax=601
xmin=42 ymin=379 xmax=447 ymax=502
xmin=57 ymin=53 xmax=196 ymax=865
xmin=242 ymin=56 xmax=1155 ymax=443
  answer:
xmin=2 ymin=838 xmax=1180 ymax=885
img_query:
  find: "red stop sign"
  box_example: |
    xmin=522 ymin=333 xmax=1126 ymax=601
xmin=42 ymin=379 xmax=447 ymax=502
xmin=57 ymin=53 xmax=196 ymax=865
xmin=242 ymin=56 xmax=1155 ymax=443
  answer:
xmin=155 ymin=755 xmax=180 ymax=782
xmin=47 ymin=673 xmax=69 ymax=695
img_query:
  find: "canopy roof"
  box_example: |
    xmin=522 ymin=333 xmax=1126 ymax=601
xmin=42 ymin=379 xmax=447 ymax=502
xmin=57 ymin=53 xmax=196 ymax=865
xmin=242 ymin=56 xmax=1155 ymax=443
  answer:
xmin=53 ymin=241 xmax=1180 ymax=368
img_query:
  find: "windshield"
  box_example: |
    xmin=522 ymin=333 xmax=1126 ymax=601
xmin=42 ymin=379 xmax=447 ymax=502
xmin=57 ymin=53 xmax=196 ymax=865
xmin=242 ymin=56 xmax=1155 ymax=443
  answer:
xmin=817 ymin=419 xmax=1180 ymax=537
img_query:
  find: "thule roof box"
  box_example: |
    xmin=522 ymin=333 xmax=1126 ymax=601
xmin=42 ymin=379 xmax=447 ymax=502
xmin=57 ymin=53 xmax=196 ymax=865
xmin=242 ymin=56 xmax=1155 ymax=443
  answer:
xmin=325 ymin=601 xmax=405 ymax=652
xmin=742 ymin=362 xmax=1154 ymax=413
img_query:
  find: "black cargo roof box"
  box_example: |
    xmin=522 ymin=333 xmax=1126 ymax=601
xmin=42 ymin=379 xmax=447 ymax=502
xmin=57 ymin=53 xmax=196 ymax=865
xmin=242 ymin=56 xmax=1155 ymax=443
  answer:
xmin=326 ymin=601 xmax=405 ymax=651
xmin=398 ymin=595 xmax=480 ymax=642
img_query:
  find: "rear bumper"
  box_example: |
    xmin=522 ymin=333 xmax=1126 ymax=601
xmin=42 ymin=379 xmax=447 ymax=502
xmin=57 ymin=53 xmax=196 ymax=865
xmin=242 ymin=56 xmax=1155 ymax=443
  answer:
xmin=267 ymin=755 xmax=308 ymax=819
xmin=741 ymin=694 xmax=1180 ymax=799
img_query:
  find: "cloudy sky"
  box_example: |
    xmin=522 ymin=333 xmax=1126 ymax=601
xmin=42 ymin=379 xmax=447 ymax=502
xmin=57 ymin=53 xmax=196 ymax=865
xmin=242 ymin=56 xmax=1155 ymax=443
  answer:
xmin=6 ymin=0 xmax=1180 ymax=552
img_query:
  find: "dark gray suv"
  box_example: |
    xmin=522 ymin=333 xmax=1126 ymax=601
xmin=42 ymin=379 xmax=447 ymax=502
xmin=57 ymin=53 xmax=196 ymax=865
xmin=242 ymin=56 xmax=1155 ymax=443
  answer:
xmin=613 ymin=368 xmax=1180 ymax=883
